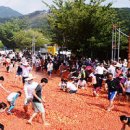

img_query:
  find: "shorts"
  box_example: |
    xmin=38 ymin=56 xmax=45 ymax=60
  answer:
xmin=33 ymin=102 xmax=45 ymax=113
xmin=22 ymin=77 xmax=28 ymax=84
xmin=48 ymin=70 xmax=52 ymax=76
xmin=108 ymin=91 xmax=117 ymax=101
xmin=16 ymin=72 xmax=22 ymax=76
xmin=117 ymin=87 xmax=123 ymax=94
xmin=126 ymin=92 xmax=130 ymax=96
xmin=69 ymin=90 xmax=77 ymax=94
xmin=24 ymin=98 xmax=32 ymax=106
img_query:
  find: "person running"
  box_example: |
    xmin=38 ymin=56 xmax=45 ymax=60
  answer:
xmin=23 ymin=75 xmax=38 ymax=113
xmin=7 ymin=91 xmax=22 ymax=114
xmin=27 ymin=78 xmax=50 ymax=126
xmin=120 ymin=115 xmax=130 ymax=130
xmin=105 ymin=73 xmax=121 ymax=111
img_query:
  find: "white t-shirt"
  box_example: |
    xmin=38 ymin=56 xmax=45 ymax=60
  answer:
xmin=95 ymin=66 xmax=106 ymax=75
xmin=7 ymin=92 xmax=18 ymax=102
xmin=108 ymin=65 xmax=116 ymax=77
xmin=47 ymin=63 xmax=53 ymax=71
xmin=67 ymin=82 xmax=77 ymax=91
xmin=125 ymin=80 xmax=130 ymax=93
xmin=24 ymin=81 xmax=38 ymax=99
xmin=21 ymin=66 xmax=31 ymax=77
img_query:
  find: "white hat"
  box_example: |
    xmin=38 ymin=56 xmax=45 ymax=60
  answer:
xmin=25 ymin=74 xmax=35 ymax=81
xmin=114 ymin=63 xmax=121 ymax=68
xmin=22 ymin=62 xmax=29 ymax=66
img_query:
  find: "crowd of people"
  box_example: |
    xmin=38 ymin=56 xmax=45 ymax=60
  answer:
xmin=0 ymin=50 xmax=129 ymax=130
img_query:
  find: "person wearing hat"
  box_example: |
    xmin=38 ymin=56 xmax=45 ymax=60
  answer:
xmin=23 ymin=74 xmax=38 ymax=113
xmin=27 ymin=78 xmax=50 ymax=126
xmin=21 ymin=62 xmax=32 ymax=85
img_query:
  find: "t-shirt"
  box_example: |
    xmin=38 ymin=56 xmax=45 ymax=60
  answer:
xmin=106 ymin=79 xmax=119 ymax=92
xmin=124 ymin=80 xmax=130 ymax=93
xmin=21 ymin=66 xmax=31 ymax=77
xmin=7 ymin=92 xmax=19 ymax=102
xmin=24 ymin=82 xmax=38 ymax=99
xmin=67 ymin=82 xmax=77 ymax=91
xmin=33 ymin=84 xmax=42 ymax=103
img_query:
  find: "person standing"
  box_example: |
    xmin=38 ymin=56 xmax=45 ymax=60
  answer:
xmin=105 ymin=73 xmax=121 ymax=111
xmin=27 ymin=78 xmax=50 ymax=126
xmin=47 ymin=60 xmax=53 ymax=78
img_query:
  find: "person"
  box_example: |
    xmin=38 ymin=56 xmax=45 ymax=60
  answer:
xmin=58 ymin=79 xmax=67 ymax=90
xmin=7 ymin=91 xmax=22 ymax=114
xmin=27 ymin=78 xmax=50 ymax=126
xmin=21 ymin=62 xmax=32 ymax=85
xmin=0 ymin=76 xmax=10 ymax=93
xmin=47 ymin=60 xmax=53 ymax=78
xmin=124 ymin=75 xmax=130 ymax=106
xmin=0 ymin=102 xmax=7 ymax=112
xmin=105 ymin=73 xmax=121 ymax=111
xmin=0 ymin=123 xmax=4 ymax=130
xmin=77 ymin=78 xmax=87 ymax=89
xmin=23 ymin=75 xmax=38 ymax=113
xmin=66 ymin=81 xmax=78 ymax=94
xmin=120 ymin=115 xmax=130 ymax=130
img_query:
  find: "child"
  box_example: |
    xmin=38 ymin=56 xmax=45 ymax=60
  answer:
xmin=0 ymin=102 xmax=7 ymax=112
xmin=120 ymin=115 xmax=130 ymax=130
xmin=7 ymin=91 xmax=22 ymax=114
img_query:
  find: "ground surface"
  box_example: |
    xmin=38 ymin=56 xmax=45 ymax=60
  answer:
xmin=0 ymin=67 xmax=129 ymax=130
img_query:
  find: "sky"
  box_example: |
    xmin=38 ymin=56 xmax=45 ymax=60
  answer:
xmin=0 ymin=0 xmax=130 ymax=15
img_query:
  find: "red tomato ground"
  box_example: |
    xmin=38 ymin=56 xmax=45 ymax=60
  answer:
xmin=0 ymin=67 xmax=129 ymax=130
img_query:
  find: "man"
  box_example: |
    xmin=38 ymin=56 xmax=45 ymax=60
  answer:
xmin=27 ymin=78 xmax=50 ymax=126
xmin=120 ymin=115 xmax=130 ymax=130
xmin=23 ymin=75 xmax=38 ymax=113
xmin=21 ymin=62 xmax=32 ymax=85
xmin=105 ymin=73 xmax=123 ymax=111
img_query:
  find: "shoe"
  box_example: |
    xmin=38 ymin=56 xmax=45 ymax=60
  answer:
xmin=7 ymin=111 xmax=13 ymax=115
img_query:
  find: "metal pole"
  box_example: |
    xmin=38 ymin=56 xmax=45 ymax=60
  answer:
xmin=112 ymin=28 xmax=114 ymax=61
xmin=128 ymin=33 xmax=130 ymax=68
xmin=114 ymin=27 xmax=116 ymax=61
xmin=118 ymin=28 xmax=121 ymax=62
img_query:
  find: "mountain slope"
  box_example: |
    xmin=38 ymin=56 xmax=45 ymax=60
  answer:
xmin=0 ymin=6 xmax=22 ymax=18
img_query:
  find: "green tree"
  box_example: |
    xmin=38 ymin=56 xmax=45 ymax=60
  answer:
xmin=13 ymin=29 xmax=50 ymax=50
xmin=44 ymin=0 xmax=118 ymax=58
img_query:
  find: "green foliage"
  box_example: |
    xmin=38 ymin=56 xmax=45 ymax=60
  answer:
xmin=0 ymin=41 xmax=4 ymax=48
xmin=13 ymin=29 xmax=50 ymax=50
xmin=46 ymin=0 xmax=117 ymax=57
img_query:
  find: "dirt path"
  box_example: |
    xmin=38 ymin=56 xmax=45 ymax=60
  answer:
xmin=0 ymin=68 xmax=129 ymax=130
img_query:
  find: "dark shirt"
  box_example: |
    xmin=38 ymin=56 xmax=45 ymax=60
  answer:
xmin=106 ymin=79 xmax=119 ymax=92
xmin=17 ymin=66 xmax=22 ymax=73
xmin=127 ymin=117 xmax=130 ymax=126
xmin=33 ymin=84 xmax=42 ymax=103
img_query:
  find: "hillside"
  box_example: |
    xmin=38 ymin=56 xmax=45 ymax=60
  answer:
xmin=0 ymin=6 xmax=22 ymax=18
